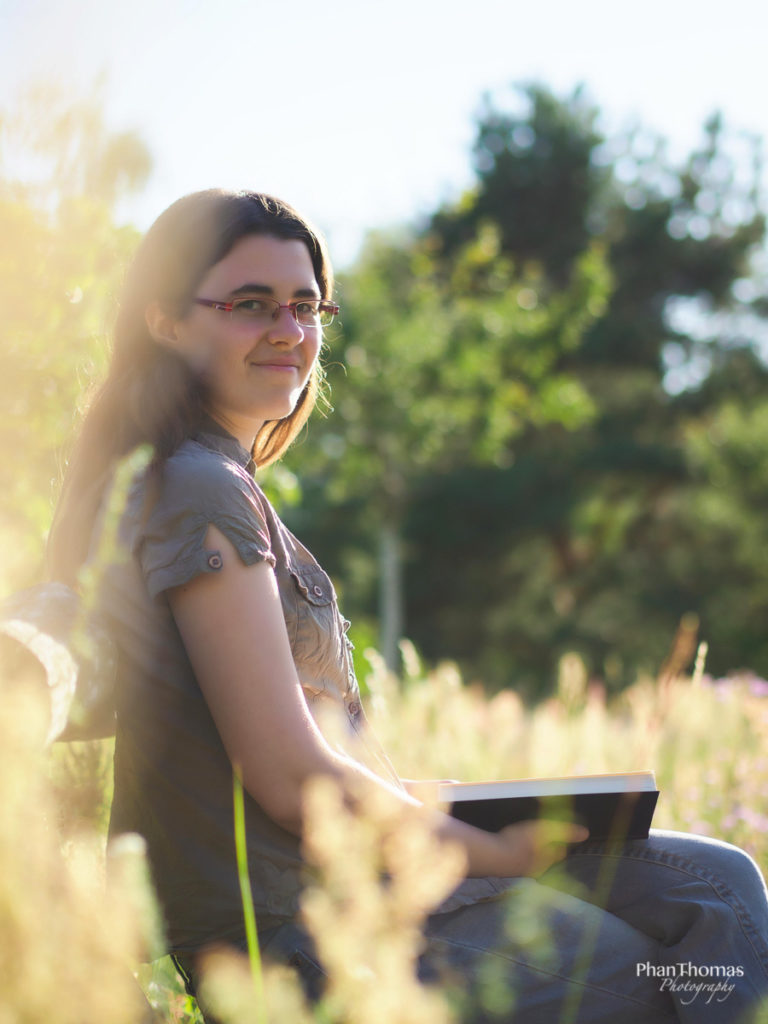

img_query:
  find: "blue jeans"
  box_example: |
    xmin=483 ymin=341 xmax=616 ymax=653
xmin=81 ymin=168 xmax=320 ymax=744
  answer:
xmin=420 ymin=830 xmax=768 ymax=1022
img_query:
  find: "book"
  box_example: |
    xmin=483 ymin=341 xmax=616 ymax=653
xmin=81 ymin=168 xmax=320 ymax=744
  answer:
xmin=439 ymin=770 xmax=659 ymax=841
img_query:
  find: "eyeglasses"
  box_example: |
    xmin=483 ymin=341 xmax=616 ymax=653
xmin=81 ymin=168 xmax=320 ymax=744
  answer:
xmin=193 ymin=296 xmax=339 ymax=328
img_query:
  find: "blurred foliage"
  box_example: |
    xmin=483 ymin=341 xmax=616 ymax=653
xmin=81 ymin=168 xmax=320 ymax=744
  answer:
xmin=0 ymin=676 xmax=154 ymax=1023
xmin=288 ymin=83 xmax=768 ymax=696
xmin=304 ymin=228 xmax=607 ymax=510
xmin=0 ymin=82 xmax=147 ymax=591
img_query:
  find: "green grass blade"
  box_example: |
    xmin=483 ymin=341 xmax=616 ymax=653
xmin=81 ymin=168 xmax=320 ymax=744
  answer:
xmin=233 ymin=766 xmax=267 ymax=1024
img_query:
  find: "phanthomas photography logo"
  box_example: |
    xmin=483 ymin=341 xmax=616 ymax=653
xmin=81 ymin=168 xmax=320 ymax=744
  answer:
xmin=636 ymin=962 xmax=745 ymax=1005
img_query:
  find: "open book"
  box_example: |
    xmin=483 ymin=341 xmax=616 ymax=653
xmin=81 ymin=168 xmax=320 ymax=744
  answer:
xmin=439 ymin=770 xmax=658 ymax=841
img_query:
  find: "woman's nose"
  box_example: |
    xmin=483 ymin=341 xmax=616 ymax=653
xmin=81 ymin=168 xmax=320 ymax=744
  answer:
xmin=267 ymin=306 xmax=305 ymax=344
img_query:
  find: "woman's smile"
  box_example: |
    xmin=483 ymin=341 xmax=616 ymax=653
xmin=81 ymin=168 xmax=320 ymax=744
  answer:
xmin=249 ymin=357 xmax=301 ymax=371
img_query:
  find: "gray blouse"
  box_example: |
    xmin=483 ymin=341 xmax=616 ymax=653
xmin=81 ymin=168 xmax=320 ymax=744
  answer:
xmin=99 ymin=425 xmax=507 ymax=954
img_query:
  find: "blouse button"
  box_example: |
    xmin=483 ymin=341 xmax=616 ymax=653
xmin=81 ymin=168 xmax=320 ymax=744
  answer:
xmin=313 ymin=585 xmax=323 ymax=597
xmin=347 ymin=701 xmax=361 ymax=717
xmin=207 ymin=553 xmax=223 ymax=571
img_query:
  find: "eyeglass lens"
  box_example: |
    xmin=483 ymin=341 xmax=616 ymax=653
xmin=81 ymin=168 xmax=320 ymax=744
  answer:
xmin=231 ymin=298 xmax=334 ymax=327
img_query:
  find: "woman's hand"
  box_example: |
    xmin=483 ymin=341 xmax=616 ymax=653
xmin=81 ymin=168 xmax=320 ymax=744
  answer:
xmin=493 ymin=819 xmax=589 ymax=877
xmin=436 ymin=813 xmax=589 ymax=879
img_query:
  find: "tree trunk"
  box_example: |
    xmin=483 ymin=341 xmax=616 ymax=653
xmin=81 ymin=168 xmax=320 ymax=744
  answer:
xmin=378 ymin=520 xmax=403 ymax=672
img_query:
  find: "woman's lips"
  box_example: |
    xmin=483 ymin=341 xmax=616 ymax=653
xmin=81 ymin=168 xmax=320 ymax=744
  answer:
xmin=250 ymin=361 xmax=299 ymax=371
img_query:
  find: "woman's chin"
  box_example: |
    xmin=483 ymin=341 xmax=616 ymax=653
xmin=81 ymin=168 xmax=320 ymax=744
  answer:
xmin=260 ymin=399 xmax=300 ymax=424
xmin=220 ymin=400 xmax=299 ymax=436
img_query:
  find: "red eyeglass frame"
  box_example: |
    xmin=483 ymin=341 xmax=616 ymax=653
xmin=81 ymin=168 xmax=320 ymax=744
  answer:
xmin=193 ymin=297 xmax=339 ymax=323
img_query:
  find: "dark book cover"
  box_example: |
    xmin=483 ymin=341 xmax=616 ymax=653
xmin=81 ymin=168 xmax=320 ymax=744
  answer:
xmin=441 ymin=773 xmax=659 ymax=841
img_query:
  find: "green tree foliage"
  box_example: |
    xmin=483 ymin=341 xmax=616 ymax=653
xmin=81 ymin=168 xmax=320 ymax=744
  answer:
xmin=406 ymin=84 xmax=768 ymax=694
xmin=313 ymin=228 xmax=607 ymax=506
xmin=674 ymin=353 xmax=768 ymax=673
xmin=431 ymin=85 xmax=607 ymax=287
xmin=0 ymin=84 xmax=149 ymax=590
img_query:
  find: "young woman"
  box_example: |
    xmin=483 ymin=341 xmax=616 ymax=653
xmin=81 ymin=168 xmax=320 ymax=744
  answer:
xmin=48 ymin=189 xmax=768 ymax=1023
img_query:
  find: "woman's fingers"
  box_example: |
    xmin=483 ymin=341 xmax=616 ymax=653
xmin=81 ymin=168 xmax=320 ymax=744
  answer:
xmin=538 ymin=820 xmax=590 ymax=845
xmin=497 ymin=819 xmax=589 ymax=876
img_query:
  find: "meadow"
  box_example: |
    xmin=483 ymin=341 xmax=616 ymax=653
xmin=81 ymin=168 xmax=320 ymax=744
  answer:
xmin=3 ymin=642 xmax=768 ymax=1023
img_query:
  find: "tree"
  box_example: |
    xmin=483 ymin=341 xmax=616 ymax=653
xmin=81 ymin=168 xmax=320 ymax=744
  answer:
xmin=409 ymin=84 xmax=768 ymax=692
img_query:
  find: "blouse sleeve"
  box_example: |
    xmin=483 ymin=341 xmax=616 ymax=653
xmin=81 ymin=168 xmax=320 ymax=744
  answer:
xmin=137 ymin=445 xmax=276 ymax=599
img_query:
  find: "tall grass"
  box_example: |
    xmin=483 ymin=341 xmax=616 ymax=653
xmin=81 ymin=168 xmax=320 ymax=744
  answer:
xmin=366 ymin=645 xmax=768 ymax=867
xmin=3 ymin=647 xmax=768 ymax=1021
xmin=0 ymin=679 xmax=155 ymax=1024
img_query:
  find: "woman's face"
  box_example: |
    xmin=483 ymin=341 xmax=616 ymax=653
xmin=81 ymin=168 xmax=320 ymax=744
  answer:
xmin=166 ymin=234 xmax=323 ymax=447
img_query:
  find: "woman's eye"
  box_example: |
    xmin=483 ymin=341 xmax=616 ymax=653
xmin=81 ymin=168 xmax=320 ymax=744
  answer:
xmin=234 ymin=298 xmax=270 ymax=315
xmin=294 ymin=301 xmax=317 ymax=316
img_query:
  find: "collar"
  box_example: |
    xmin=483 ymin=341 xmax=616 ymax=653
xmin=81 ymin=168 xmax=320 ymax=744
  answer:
xmin=193 ymin=415 xmax=255 ymax=474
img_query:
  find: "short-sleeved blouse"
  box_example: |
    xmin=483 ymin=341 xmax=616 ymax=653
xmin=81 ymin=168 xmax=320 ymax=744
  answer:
xmin=99 ymin=424 xmax=507 ymax=954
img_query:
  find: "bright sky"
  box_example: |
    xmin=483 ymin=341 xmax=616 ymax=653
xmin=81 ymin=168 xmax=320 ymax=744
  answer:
xmin=1 ymin=0 xmax=767 ymax=267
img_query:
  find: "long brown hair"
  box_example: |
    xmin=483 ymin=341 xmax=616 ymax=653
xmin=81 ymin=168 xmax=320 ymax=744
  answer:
xmin=48 ymin=189 xmax=333 ymax=585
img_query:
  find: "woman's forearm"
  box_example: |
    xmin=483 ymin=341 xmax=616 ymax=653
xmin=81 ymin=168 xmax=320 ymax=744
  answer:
xmin=256 ymin=743 xmax=581 ymax=882
xmin=252 ymin=742 xmax=422 ymax=835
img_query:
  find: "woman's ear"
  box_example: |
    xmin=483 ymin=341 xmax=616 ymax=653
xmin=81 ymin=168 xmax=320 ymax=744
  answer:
xmin=145 ymin=302 xmax=182 ymax=349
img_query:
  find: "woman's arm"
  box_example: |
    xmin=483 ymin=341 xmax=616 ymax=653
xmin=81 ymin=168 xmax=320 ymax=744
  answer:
xmin=169 ymin=525 xmax=585 ymax=875
xmin=168 ymin=524 xmax=401 ymax=833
